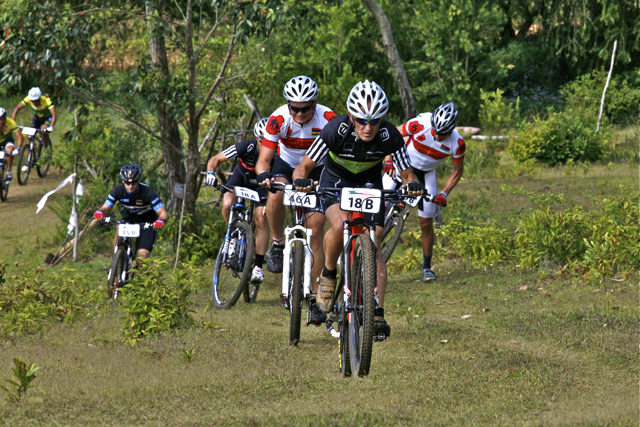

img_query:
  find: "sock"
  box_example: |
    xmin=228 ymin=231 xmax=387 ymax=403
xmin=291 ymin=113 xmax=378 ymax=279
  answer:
xmin=423 ymin=254 xmax=432 ymax=270
xmin=272 ymin=237 xmax=284 ymax=246
xmin=322 ymin=266 xmax=337 ymax=279
xmin=255 ymin=254 xmax=265 ymax=268
xmin=311 ymin=291 xmax=317 ymax=302
xmin=375 ymin=308 xmax=384 ymax=318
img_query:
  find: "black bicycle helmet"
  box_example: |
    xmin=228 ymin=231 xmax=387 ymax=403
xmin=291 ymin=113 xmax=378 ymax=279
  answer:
xmin=430 ymin=102 xmax=459 ymax=135
xmin=120 ymin=163 xmax=142 ymax=183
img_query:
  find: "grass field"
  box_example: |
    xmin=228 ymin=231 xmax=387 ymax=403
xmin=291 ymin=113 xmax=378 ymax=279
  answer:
xmin=0 ymin=132 xmax=638 ymax=425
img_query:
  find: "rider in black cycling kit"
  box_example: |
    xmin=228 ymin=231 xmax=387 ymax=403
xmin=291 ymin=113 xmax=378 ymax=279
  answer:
xmin=93 ymin=164 xmax=168 ymax=261
xmin=292 ymin=80 xmax=424 ymax=336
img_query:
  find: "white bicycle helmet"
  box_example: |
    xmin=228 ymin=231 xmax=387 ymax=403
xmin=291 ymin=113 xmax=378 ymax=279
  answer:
xmin=346 ymin=80 xmax=389 ymax=120
xmin=28 ymin=87 xmax=42 ymax=101
xmin=283 ymin=76 xmax=319 ymax=103
xmin=253 ymin=118 xmax=268 ymax=139
xmin=0 ymin=108 xmax=6 ymax=118
xmin=430 ymin=102 xmax=459 ymax=135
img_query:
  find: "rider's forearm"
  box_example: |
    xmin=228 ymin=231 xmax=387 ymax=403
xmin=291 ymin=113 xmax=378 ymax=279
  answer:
xmin=50 ymin=108 xmax=57 ymax=126
xmin=99 ymin=205 xmax=112 ymax=215
xmin=442 ymin=163 xmax=464 ymax=195
xmin=292 ymin=156 xmax=318 ymax=181
xmin=256 ymin=147 xmax=275 ymax=174
xmin=11 ymin=104 xmax=22 ymax=121
xmin=399 ymin=168 xmax=418 ymax=184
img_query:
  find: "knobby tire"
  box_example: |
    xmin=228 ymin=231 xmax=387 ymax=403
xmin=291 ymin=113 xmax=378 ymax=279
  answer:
xmin=349 ymin=234 xmax=376 ymax=377
xmin=107 ymin=248 xmax=127 ymax=300
xmin=381 ymin=212 xmax=404 ymax=263
xmin=212 ymin=221 xmax=254 ymax=309
xmin=17 ymin=143 xmax=32 ymax=186
xmin=36 ymin=138 xmax=51 ymax=178
xmin=338 ymin=286 xmax=352 ymax=377
xmin=0 ymin=163 xmax=8 ymax=202
xmin=288 ymin=242 xmax=305 ymax=346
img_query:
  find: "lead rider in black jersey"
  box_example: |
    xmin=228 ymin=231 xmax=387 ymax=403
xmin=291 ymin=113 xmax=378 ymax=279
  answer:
xmin=94 ymin=164 xmax=169 ymax=262
xmin=293 ymin=80 xmax=424 ymax=336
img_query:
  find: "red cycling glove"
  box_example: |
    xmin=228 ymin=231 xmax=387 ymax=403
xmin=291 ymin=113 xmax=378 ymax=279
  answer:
xmin=433 ymin=191 xmax=448 ymax=207
xmin=383 ymin=160 xmax=395 ymax=175
xmin=93 ymin=211 xmax=104 ymax=220
xmin=153 ymin=219 xmax=165 ymax=229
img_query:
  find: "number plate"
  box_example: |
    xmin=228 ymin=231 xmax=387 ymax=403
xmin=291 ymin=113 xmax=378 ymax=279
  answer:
xmin=283 ymin=185 xmax=317 ymax=208
xmin=21 ymin=127 xmax=37 ymax=136
xmin=235 ymin=186 xmax=261 ymax=202
xmin=340 ymin=187 xmax=381 ymax=213
xmin=118 ymin=224 xmax=140 ymax=238
xmin=405 ymin=195 xmax=422 ymax=208
xmin=0 ymin=151 xmax=4 ymax=160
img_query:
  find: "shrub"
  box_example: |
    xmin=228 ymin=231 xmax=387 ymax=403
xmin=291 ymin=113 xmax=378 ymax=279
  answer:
xmin=436 ymin=218 xmax=512 ymax=266
xmin=478 ymin=88 xmax=520 ymax=133
xmin=120 ymin=259 xmax=197 ymax=346
xmin=509 ymin=108 xmax=609 ymax=166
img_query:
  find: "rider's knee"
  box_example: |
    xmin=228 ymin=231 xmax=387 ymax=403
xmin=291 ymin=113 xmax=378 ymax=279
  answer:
xmin=419 ymin=216 xmax=434 ymax=229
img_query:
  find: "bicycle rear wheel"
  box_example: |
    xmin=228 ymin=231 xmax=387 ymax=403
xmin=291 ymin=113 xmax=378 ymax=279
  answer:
xmin=0 ymin=164 xmax=8 ymax=202
xmin=348 ymin=234 xmax=376 ymax=377
xmin=288 ymin=242 xmax=305 ymax=346
xmin=212 ymin=221 xmax=254 ymax=309
xmin=17 ymin=142 xmax=32 ymax=186
xmin=381 ymin=211 xmax=404 ymax=263
xmin=36 ymin=138 xmax=51 ymax=178
xmin=107 ymin=248 xmax=127 ymax=300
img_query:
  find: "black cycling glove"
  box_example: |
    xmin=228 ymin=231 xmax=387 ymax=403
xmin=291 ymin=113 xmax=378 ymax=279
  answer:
xmin=406 ymin=181 xmax=425 ymax=193
xmin=257 ymin=171 xmax=273 ymax=185
xmin=293 ymin=178 xmax=314 ymax=189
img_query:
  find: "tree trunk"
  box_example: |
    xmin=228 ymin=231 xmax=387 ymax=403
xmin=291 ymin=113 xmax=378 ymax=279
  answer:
xmin=361 ymin=0 xmax=416 ymax=121
xmin=147 ymin=0 xmax=186 ymax=213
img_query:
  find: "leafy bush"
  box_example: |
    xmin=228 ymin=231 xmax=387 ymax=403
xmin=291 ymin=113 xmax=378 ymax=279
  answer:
xmin=436 ymin=218 xmax=512 ymax=266
xmin=120 ymin=259 xmax=198 ymax=346
xmin=509 ymin=108 xmax=609 ymax=166
xmin=479 ymin=88 xmax=520 ymax=133
xmin=562 ymin=70 xmax=639 ymax=126
xmin=0 ymin=265 xmax=104 ymax=337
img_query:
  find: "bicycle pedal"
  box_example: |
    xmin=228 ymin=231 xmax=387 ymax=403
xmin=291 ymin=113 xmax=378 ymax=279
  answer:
xmin=374 ymin=333 xmax=388 ymax=342
xmin=21 ymin=165 xmax=28 ymax=172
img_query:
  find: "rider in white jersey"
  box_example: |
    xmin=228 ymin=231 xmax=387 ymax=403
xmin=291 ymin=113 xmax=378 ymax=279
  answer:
xmin=384 ymin=103 xmax=466 ymax=282
xmin=256 ymin=76 xmax=337 ymax=325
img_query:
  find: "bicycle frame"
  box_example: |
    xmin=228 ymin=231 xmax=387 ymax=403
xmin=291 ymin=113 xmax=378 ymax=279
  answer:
xmin=281 ymin=204 xmax=314 ymax=302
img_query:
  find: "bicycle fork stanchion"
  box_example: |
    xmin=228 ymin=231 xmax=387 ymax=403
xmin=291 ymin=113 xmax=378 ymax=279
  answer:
xmin=281 ymin=225 xmax=313 ymax=310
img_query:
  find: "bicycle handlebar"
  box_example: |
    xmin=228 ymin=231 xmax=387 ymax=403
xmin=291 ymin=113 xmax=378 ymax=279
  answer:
xmin=18 ymin=126 xmax=52 ymax=135
xmin=100 ymin=217 xmax=154 ymax=229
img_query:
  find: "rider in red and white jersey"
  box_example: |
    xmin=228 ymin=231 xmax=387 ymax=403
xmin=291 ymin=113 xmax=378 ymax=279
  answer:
xmin=384 ymin=103 xmax=465 ymax=282
xmin=256 ymin=76 xmax=337 ymax=325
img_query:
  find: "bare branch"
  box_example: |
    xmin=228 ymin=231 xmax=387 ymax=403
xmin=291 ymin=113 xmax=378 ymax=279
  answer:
xmin=195 ymin=33 xmax=235 ymax=122
xmin=195 ymin=17 xmax=226 ymax=64
xmin=173 ymin=0 xmax=187 ymax=23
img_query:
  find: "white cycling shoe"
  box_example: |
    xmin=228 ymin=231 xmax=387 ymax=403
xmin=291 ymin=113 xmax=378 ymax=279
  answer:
xmin=251 ymin=266 xmax=264 ymax=282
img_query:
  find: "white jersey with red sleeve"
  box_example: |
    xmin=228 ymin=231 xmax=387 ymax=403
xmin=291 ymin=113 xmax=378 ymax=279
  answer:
xmin=402 ymin=114 xmax=466 ymax=171
xmin=262 ymin=104 xmax=337 ymax=167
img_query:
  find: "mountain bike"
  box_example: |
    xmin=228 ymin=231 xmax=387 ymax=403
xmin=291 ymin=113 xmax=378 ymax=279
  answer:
xmin=380 ymin=176 xmax=422 ymax=263
xmin=0 ymin=150 xmax=10 ymax=201
xmin=269 ymin=182 xmax=319 ymax=346
xmin=101 ymin=217 xmax=155 ymax=300
xmin=16 ymin=126 xmax=52 ymax=186
xmin=315 ymin=185 xmax=429 ymax=377
xmin=209 ymin=179 xmax=265 ymax=309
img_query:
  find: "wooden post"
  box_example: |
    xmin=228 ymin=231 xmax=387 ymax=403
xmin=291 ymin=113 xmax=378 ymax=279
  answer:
xmin=597 ymin=40 xmax=617 ymax=133
xmin=72 ymin=109 xmax=79 ymax=262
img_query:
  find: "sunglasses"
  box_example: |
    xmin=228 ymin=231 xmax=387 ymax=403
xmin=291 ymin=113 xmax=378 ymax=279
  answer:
xmin=288 ymin=103 xmax=314 ymax=114
xmin=354 ymin=117 xmax=381 ymax=126
xmin=123 ymin=180 xmax=139 ymax=185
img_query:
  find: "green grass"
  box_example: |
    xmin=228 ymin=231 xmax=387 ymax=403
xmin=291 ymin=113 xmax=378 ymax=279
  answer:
xmin=0 ymin=122 xmax=638 ymax=425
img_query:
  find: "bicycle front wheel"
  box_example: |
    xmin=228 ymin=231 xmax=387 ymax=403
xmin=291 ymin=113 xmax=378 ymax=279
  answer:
xmin=381 ymin=211 xmax=404 ymax=263
xmin=17 ymin=143 xmax=32 ymax=186
xmin=0 ymin=164 xmax=8 ymax=202
xmin=107 ymin=248 xmax=127 ymax=299
xmin=349 ymin=234 xmax=377 ymax=377
xmin=36 ymin=138 xmax=51 ymax=178
xmin=338 ymin=287 xmax=352 ymax=378
xmin=288 ymin=242 xmax=305 ymax=346
xmin=212 ymin=221 xmax=254 ymax=309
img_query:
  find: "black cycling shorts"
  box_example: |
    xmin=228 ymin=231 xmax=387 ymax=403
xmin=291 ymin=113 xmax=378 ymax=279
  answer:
xmin=271 ymin=156 xmax=323 ymax=213
xmin=31 ymin=116 xmax=52 ymax=130
xmin=227 ymin=164 xmax=268 ymax=207
xmin=319 ymin=171 xmax=385 ymax=227
xmin=123 ymin=217 xmax=158 ymax=253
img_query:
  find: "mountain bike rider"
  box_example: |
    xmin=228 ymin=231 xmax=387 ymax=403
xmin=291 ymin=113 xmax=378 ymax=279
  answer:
xmin=93 ymin=164 xmax=168 ymax=279
xmin=385 ymin=103 xmax=466 ymax=282
xmin=0 ymin=108 xmax=23 ymax=181
xmin=256 ymin=75 xmax=337 ymax=325
xmin=292 ymin=80 xmax=424 ymax=337
xmin=11 ymin=87 xmax=56 ymax=155
xmin=205 ymin=118 xmax=271 ymax=286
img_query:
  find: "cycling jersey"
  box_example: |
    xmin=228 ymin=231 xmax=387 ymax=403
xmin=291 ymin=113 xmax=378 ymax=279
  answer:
xmin=263 ymin=104 xmax=336 ymax=167
xmin=104 ymin=183 xmax=164 ymax=223
xmin=222 ymin=138 xmax=261 ymax=172
xmin=21 ymin=96 xmax=54 ymax=119
xmin=0 ymin=118 xmax=18 ymax=145
xmin=402 ymin=114 xmax=466 ymax=171
xmin=306 ymin=114 xmax=411 ymax=182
